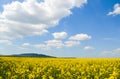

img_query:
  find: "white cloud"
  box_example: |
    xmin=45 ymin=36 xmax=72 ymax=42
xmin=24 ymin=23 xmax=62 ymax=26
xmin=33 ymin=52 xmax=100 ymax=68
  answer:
xmin=0 ymin=0 xmax=87 ymax=40
xmin=64 ymin=41 xmax=80 ymax=47
xmin=69 ymin=34 xmax=91 ymax=41
xmin=114 ymin=48 xmax=120 ymax=52
xmin=20 ymin=32 xmax=92 ymax=50
xmin=26 ymin=40 xmax=80 ymax=49
xmin=84 ymin=46 xmax=95 ymax=50
xmin=32 ymin=40 xmax=64 ymax=49
xmin=52 ymin=32 xmax=67 ymax=39
xmin=22 ymin=43 xmax=31 ymax=46
xmin=23 ymin=40 xmax=81 ymax=50
xmin=45 ymin=40 xmax=64 ymax=48
xmin=103 ymin=48 xmax=120 ymax=55
xmin=21 ymin=43 xmax=48 ymax=50
xmin=0 ymin=40 xmax=12 ymax=45
xmin=18 ymin=46 xmax=28 ymax=50
xmin=33 ymin=44 xmax=47 ymax=50
xmin=108 ymin=3 xmax=120 ymax=15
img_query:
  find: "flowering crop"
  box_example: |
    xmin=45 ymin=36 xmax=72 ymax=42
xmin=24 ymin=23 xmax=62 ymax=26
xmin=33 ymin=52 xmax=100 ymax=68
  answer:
xmin=0 ymin=57 xmax=120 ymax=79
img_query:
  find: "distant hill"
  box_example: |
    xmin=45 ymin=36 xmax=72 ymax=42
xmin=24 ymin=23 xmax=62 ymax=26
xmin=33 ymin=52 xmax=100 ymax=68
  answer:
xmin=2 ymin=53 xmax=56 ymax=58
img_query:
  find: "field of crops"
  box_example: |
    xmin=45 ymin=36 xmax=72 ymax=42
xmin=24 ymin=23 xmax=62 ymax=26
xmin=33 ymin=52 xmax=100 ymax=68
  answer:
xmin=0 ymin=57 xmax=120 ymax=79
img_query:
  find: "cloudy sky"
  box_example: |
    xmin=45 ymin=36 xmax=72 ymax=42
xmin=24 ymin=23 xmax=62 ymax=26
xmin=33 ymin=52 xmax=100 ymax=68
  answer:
xmin=0 ymin=0 xmax=120 ymax=57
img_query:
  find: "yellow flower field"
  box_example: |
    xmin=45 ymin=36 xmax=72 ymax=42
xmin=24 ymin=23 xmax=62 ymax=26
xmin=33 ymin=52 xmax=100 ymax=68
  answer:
xmin=0 ymin=57 xmax=120 ymax=79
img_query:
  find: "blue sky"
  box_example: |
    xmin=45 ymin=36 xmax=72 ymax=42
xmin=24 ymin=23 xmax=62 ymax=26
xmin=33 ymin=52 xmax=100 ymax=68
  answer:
xmin=0 ymin=0 xmax=120 ymax=57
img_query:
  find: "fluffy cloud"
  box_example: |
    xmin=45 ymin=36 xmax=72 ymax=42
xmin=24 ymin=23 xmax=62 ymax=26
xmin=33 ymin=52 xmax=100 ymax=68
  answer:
xmin=0 ymin=40 xmax=12 ymax=45
xmin=24 ymin=40 xmax=80 ymax=49
xmin=103 ymin=48 xmax=120 ymax=55
xmin=69 ymin=34 xmax=91 ymax=41
xmin=108 ymin=3 xmax=120 ymax=15
xmin=45 ymin=40 xmax=64 ymax=48
xmin=23 ymin=40 xmax=63 ymax=50
xmin=64 ymin=41 xmax=80 ymax=47
xmin=114 ymin=48 xmax=120 ymax=52
xmin=84 ymin=46 xmax=95 ymax=50
xmin=52 ymin=32 xmax=67 ymax=39
xmin=33 ymin=44 xmax=47 ymax=50
xmin=21 ymin=32 xmax=91 ymax=50
xmin=22 ymin=43 xmax=31 ymax=46
xmin=0 ymin=0 xmax=87 ymax=40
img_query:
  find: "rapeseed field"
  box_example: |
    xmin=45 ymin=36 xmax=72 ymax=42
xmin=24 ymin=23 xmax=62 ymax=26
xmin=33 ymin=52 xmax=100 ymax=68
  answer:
xmin=0 ymin=57 xmax=120 ymax=79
